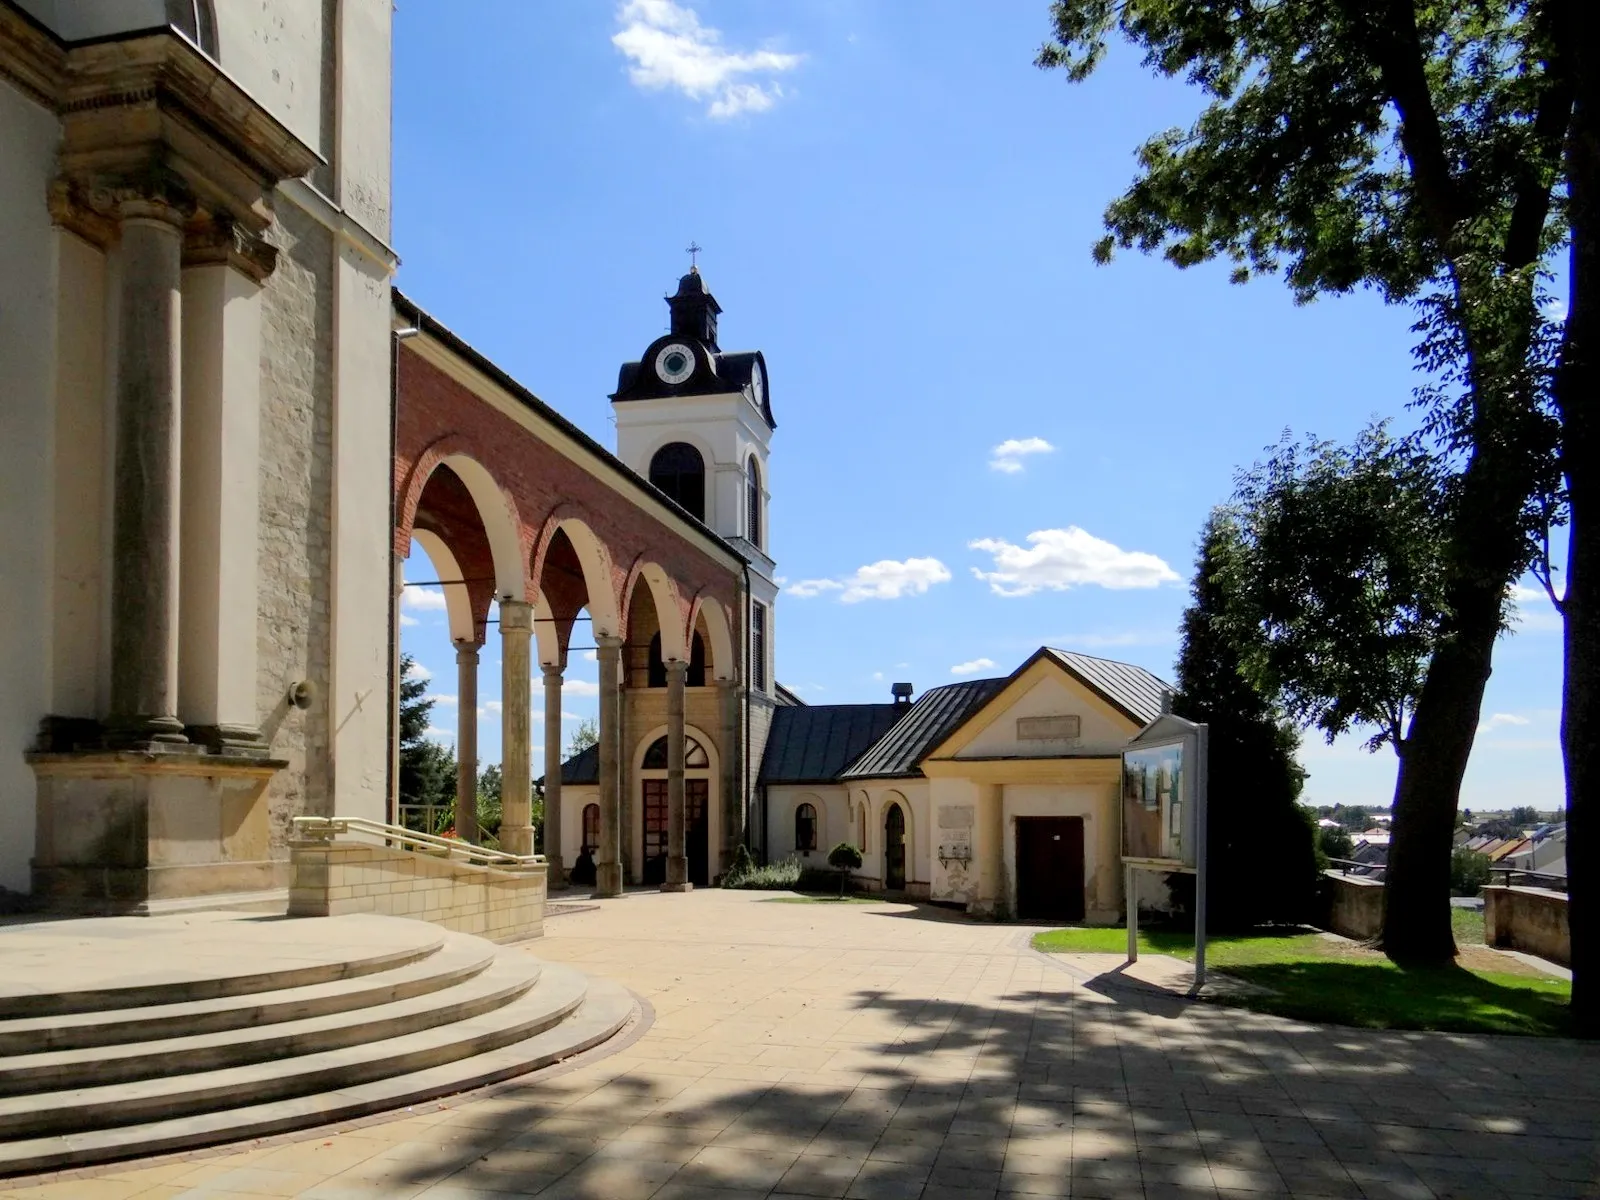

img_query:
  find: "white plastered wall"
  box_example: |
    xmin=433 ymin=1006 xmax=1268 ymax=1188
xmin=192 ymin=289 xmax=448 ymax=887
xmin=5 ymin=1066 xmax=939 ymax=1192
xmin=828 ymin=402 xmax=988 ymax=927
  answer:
xmin=560 ymin=784 xmax=601 ymax=866
xmin=850 ymin=781 xmax=931 ymax=891
xmin=955 ymin=674 xmax=1135 ymax=759
xmin=765 ymin=784 xmax=847 ymax=864
xmin=1001 ymin=782 xmax=1123 ymax=924
xmin=0 ymin=81 xmax=61 ymax=892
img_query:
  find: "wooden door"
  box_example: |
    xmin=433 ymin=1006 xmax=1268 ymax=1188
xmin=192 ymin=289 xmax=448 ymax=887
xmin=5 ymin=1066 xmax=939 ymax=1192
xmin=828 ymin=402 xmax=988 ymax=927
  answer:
xmin=642 ymin=780 xmax=667 ymax=885
xmin=1015 ymin=817 xmax=1085 ymax=922
xmin=687 ymin=780 xmax=710 ymax=886
xmin=884 ymin=804 xmax=906 ymax=890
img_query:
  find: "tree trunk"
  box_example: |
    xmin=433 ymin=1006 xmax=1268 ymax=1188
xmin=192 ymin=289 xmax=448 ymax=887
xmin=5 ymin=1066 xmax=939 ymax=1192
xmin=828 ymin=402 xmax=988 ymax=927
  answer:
xmin=1383 ymin=583 xmax=1503 ymax=964
xmin=1556 ymin=22 xmax=1598 ymax=1035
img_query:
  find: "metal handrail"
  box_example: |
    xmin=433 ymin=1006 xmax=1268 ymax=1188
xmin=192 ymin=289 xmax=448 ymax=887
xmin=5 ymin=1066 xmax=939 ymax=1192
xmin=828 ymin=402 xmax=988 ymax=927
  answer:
xmin=292 ymin=815 xmax=545 ymax=869
xmin=1489 ymin=865 xmax=1568 ymax=892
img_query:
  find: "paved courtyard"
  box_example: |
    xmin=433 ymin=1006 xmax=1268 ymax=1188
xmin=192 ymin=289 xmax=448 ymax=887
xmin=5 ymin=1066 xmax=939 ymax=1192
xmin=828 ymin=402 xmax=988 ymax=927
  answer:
xmin=5 ymin=890 xmax=1597 ymax=1200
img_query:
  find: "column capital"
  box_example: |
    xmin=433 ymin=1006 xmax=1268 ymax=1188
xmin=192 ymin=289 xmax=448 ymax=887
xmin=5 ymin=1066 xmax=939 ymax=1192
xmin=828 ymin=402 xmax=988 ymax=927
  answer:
xmin=454 ymin=641 xmax=481 ymax=665
xmin=183 ymin=212 xmax=277 ymax=284
xmin=48 ymin=170 xmax=196 ymax=248
xmin=595 ymin=633 xmax=624 ymax=653
xmin=499 ymin=599 xmax=535 ymax=633
xmin=665 ymin=659 xmax=689 ymax=678
xmin=542 ymin=662 xmax=564 ymax=680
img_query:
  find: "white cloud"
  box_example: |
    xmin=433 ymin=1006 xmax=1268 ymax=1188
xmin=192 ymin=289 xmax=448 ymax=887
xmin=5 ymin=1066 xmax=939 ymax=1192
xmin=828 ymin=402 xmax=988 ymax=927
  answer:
xmin=582 ymin=649 xmax=598 ymax=663
xmin=969 ymin=527 xmax=1179 ymax=597
xmin=399 ymin=612 xmax=419 ymax=627
xmin=481 ymin=700 xmax=503 ymax=716
xmin=989 ymin=437 xmax=1055 ymax=474
xmin=406 ymin=662 xmax=432 ymax=681
xmin=1509 ymin=581 xmax=1564 ymax=631
xmin=425 ymin=725 xmax=454 ymax=743
xmin=564 ymin=679 xmax=601 ymax=697
xmin=612 ymin=0 xmax=801 ymax=120
xmin=787 ymin=558 xmax=952 ymax=603
xmin=430 ymin=693 xmax=458 ymax=707
xmin=403 ymin=587 xmax=447 ymax=612
xmin=1479 ymin=712 xmax=1532 ymax=734
xmin=871 ymin=671 xmax=885 ymax=682
xmin=950 ymin=657 xmax=996 ymax=676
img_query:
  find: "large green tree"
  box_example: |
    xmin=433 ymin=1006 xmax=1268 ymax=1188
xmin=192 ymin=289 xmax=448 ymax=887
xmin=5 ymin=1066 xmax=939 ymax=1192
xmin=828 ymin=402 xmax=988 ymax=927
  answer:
xmin=1038 ymin=1 xmax=1576 ymax=988
xmin=1175 ymin=515 xmax=1319 ymax=929
xmin=398 ymin=655 xmax=455 ymax=828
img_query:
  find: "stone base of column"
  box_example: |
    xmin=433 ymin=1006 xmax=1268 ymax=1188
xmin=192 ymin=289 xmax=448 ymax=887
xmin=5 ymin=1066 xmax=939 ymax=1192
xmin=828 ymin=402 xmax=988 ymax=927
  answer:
xmin=595 ymin=862 xmax=623 ymax=898
xmin=664 ymin=856 xmax=690 ymax=891
xmin=103 ymin=714 xmax=194 ymax=751
xmin=660 ymin=882 xmax=693 ymax=893
xmin=186 ymin=723 xmax=271 ymax=757
xmin=500 ymin=826 xmax=534 ymax=856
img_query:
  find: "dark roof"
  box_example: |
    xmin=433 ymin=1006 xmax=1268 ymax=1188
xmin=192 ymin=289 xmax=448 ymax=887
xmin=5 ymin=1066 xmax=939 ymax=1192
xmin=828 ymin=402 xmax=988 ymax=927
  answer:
xmin=390 ymin=289 xmax=746 ymax=570
xmin=840 ymin=679 xmax=1008 ymax=780
xmin=614 ymin=345 xmax=775 ymax=429
xmin=550 ymin=743 xmax=598 ymax=786
xmin=759 ymin=703 xmax=904 ymax=785
xmin=774 ymin=682 xmax=806 ymax=707
xmin=1043 ymin=649 xmax=1169 ymax=725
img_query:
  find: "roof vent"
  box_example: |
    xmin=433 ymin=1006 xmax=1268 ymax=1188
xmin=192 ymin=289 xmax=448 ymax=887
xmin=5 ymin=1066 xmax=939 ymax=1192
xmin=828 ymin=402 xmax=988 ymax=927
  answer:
xmin=1160 ymin=687 xmax=1175 ymax=715
xmin=891 ymin=682 xmax=914 ymax=707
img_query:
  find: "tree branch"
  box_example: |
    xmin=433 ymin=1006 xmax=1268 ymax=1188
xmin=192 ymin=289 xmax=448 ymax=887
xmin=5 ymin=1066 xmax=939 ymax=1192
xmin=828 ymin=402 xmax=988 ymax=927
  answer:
xmin=1504 ymin=62 xmax=1573 ymax=271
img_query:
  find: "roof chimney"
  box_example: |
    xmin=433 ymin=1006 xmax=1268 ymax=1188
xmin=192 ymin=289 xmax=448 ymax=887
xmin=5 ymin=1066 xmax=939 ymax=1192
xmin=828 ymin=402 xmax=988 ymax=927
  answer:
xmin=892 ymin=682 xmax=914 ymax=707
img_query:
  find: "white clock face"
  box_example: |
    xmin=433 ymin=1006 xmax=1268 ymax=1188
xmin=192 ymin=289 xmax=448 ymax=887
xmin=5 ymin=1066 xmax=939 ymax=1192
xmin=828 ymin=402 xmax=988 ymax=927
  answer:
xmin=655 ymin=343 xmax=695 ymax=385
xmin=750 ymin=362 xmax=765 ymax=407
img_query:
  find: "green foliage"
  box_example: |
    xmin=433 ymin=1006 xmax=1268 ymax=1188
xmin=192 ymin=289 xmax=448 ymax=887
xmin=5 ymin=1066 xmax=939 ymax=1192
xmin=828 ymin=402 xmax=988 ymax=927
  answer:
xmin=1174 ymin=515 xmax=1319 ymax=929
xmin=476 ymin=763 xmax=502 ymax=842
xmin=1509 ymin=805 xmax=1540 ymax=827
xmin=1451 ymin=848 xmax=1493 ymax=897
xmin=1031 ymin=928 xmax=1570 ymax=1037
xmin=1220 ymin=425 xmax=1452 ymax=753
xmin=827 ymin=843 xmax=863 ymax=872
xmin=1318 ymin=825 xmax=1356 ymax=862
xmin=398 ymin=655 xmax=455 ymax=819
xmin=567 ymin=718 xmax=599 ymax=759
xmin=724 ymin=856 xmax=802 ymax=890
xmin=720 ymin=844 xmax=755 ymax=887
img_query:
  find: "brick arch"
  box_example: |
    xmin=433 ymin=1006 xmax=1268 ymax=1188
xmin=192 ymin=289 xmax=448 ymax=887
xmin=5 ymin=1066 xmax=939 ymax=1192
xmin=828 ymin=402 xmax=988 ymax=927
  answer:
xmin=529 ymin=511 xmax=622 ymax=639
xmin=395 ymin=436 xmax=529 ymax=602
xmin=622 ymin=560 xmax=688 ymax=664
xmin=688 ymin=591 xmax=736 ymax=682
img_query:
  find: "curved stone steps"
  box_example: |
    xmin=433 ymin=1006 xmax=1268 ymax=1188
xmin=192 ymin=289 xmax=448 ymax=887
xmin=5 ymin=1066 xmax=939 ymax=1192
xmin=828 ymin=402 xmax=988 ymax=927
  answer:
xmin=0 ymin=933 xmax=499 ymax=1056
xmin=0 ymin=975 xmax=636 ymax=1176
xmin=0 ymin=962 xmax=590 ymax=1140
xmin=0 ymin=951 xmax=543 ymax=1096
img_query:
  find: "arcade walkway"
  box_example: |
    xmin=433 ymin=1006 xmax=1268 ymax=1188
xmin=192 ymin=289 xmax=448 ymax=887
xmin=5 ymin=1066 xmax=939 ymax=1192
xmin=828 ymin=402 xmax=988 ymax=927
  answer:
xmin=7 ymin=890 xmax=1597 ymax=1199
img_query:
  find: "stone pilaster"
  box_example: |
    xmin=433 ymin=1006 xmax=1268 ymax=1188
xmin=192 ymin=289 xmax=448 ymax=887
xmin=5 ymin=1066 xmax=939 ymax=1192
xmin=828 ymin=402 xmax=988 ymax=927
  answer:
xmin=499 ymin=601 xmax=534 ymax=855
xmin=455 ymin=642 xmax=479 ymax=844
xmin=664 ymin=660 xmax=689 ymax=892
xmin=107 ymin=188 xmax=194 ymax=748
xmin=595 ymin=635 xmax=623 ymax=898
xmin=719 ymin=678 xmax=742 ymax=869
xmin=542 ymin=663 xmax=564 ymax=886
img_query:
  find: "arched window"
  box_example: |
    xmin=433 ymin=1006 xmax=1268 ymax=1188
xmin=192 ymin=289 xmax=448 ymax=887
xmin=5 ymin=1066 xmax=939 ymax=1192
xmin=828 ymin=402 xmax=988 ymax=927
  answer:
xmin=642 ymin=735 xmax=709 ymax=769
xmin=647 ymin=632 xmax=707 ymax=689
xmin=795 ymin=803 xmax=818 ymax=853
xmin=745 ymin=455 xmax=762 ymax=548
xmin=582 ymin=803 xmax=600 ymax=852
xmin=649 ymin=442 xmax=705 ymax=522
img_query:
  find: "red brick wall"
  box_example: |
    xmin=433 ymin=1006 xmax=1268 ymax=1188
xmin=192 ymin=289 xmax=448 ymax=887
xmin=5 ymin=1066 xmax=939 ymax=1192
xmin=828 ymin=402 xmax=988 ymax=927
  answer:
xmin=395 ymin=346 xmax=739 ymax=657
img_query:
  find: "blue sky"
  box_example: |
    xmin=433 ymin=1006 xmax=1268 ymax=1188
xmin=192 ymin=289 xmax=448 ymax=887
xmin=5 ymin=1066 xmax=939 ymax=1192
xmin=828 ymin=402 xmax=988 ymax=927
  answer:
xmin=394 ymin=0 xmax=1566 ymax=813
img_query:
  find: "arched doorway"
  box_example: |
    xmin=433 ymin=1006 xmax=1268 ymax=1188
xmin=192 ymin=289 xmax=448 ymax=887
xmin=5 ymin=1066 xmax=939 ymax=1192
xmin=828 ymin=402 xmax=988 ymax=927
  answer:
xmin=640 ymin=734 xmax=712 ymax=886
xmin=884 ymin=803 xmax=906 ymax=891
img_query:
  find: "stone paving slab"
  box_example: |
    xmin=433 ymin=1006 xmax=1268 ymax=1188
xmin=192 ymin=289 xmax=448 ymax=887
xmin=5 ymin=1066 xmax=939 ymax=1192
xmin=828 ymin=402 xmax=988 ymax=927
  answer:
xmin=4 ymin=889 xmax=1599 ymax=1199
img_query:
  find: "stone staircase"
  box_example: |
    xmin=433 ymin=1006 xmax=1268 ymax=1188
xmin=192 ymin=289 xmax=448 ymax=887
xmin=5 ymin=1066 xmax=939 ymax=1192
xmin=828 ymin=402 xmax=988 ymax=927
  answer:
xmin=0 ymin=912 xmax=633 ymax=1175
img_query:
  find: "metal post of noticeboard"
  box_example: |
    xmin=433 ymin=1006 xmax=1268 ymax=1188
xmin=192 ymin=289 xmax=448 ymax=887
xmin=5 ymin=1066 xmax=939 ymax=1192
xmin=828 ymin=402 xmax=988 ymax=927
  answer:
xmin=1126 ymin=863 xmax=1138 ymax=963
xmin=1193 ymin=722 xmax=1208 ymax=993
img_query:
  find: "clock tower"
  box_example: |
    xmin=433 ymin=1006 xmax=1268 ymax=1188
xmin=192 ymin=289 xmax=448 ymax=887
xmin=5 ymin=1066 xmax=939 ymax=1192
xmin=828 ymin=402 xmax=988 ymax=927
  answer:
xmin=612 ymin=266 xmax=778 ymax=698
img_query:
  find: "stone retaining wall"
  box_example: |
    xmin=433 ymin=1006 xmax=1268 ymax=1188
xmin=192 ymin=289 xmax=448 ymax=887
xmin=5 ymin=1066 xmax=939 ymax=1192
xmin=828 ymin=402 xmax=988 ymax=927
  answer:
xmin=1483 ymin=884 xmax=1570 ymax=967
xmin=1322 ymin=871 xmax=1385 ymax=941
xmin=288 ymin=840 xmax=545 ymax=943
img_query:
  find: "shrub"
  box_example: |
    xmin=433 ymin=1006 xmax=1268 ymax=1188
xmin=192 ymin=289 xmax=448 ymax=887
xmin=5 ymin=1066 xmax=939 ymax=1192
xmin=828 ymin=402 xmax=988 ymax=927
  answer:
xmin=1451 ymin=847 xmax=1492 ymax=897
xmin=721 ymin=844 xmax=755 ymax=887
xmin=824 ymin=843 xmax=864 ymax=896
xmin=726 ymin=856 xmax=802 ymax=890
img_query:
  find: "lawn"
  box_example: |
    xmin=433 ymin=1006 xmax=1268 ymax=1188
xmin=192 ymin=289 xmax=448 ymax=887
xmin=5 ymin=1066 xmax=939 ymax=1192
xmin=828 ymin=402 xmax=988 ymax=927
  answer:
xmin=761 ymin=894 xmax=885 ymax=905
xmin=1032 ymin=925 xmax=1572 ymax=1037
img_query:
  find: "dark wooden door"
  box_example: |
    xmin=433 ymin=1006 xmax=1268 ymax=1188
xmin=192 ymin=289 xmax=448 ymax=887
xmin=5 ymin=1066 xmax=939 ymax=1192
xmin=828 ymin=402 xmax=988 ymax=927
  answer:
xmin=642 ymin=780 xmax=667 ymax=885
xmin=1015 ymin=817 xmax=1085 ymax=922
xmin=884 ymin=804 xmax=906 ymax=890
xmin=687 ymin=779 xmax=709 ymax=886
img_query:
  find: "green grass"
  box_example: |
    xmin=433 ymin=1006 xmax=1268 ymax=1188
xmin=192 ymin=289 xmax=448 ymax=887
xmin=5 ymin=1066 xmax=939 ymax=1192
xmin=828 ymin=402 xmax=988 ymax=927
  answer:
xmin=1032 ymin=926 xmax=1571 ymax=1037
xmin=761 ymin=894 xmax=884 ymax=905
xmin=1452 ymin=904 xmax=1486 ymax=947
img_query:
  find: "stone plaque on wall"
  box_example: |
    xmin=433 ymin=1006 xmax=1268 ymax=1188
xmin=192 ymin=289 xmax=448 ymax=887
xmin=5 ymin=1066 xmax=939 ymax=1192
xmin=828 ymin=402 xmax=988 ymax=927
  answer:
xmin=1017 ymin=714 xmax=1080 ymax=740
xmin=938 ymin=804 xmax=974 ymax=829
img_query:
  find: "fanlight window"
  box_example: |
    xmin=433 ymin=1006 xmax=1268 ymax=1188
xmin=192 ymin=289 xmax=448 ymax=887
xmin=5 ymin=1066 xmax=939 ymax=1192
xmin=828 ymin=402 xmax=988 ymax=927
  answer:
xmin=795 ymin=803 xmax=818 ymax=853
xmin=649 ymin=442 xmax=705 ymax=522
xmin=642 ymin=735 xmax=709 ymax=770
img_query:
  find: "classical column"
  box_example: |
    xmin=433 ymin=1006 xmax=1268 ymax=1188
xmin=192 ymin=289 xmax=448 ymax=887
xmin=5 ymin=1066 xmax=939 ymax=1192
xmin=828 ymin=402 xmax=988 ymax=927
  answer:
xmin=542 ymin=663 xmax=565 ymax=885
xmin=107 ymin=192 xmax=193 ymax=746
xmin=499 ymin=601 xmax=534 ymax=855
xmin=719 ymin=678 xmax=743 ymax=868
xmin=664 ymin=660 xmax=690 ymax=891
xmin=455 ymin=642 xmax=479 ymax=843
xmin=978 ymin=782 xmax=1006 ymax=918
xmin=595 ymin=635 xmax=624 ymax=897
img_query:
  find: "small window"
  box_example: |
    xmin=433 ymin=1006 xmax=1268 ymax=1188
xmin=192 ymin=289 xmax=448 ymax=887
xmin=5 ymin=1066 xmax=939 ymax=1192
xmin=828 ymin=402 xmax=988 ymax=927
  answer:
xmin=649 ymin=442 xmax=706 ymax=521
xmin=751 ymin=603 xmax=767 ymax=691
xmin=648 ymin=631 xmax=707 ymax=688
xmin=796 ymin=803 xmax=818 ymax=853
xmin=642 ymin=735 xmax=709 ymax=770
xmin=582 ymin=803 xmax=600 ymax=852
xmin=746 ymin=456 xmax=762 ymax=548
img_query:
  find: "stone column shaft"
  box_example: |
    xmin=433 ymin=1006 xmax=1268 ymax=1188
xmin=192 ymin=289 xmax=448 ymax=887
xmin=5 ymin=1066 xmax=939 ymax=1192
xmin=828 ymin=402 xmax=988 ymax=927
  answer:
xmin=455 ymin=642 xmax=479 ymax=843
xmin=979 ymin=782 xmax=1006 ymax=918
xmin=664 ymin=660 xmax=689 ymax=891
xmin=595 ymin=635 xmax=624 ymax=897
xmin=108 ymin=208 xmax=189 ymax=744
xmin=542 ymin=663 xmax=564 ymax=885
xmin=719 ymin=679 xmax=742 ymax=868
xmin=499 ymin=601 xmax=534 ymax=855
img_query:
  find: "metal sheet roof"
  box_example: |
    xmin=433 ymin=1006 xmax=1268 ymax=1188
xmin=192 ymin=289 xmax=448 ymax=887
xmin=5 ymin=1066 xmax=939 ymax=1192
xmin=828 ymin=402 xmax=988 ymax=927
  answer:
xmin=759 ymin=704 xmax=904 ymax=784
xmin=1044 ymin=649 xmax=1170 ymax=725
xmin=839 ymin=679 xmax=1008 ymax=780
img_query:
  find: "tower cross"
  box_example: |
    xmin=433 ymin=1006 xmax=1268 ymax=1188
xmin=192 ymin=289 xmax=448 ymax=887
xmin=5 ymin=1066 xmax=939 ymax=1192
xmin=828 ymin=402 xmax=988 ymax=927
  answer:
xmin=685 ymin=241 xmax=703 ymax=270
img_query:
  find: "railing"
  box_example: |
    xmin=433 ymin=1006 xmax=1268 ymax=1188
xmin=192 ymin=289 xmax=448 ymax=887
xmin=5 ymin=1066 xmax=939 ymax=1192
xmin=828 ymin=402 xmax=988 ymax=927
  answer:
xmin=1326 ymin=856 xmax=1384 ymax=876
xmin=1490 ymin=866 xmax=1568 ymax=893
xmin=292 ymin=816 xmax=545 ymax=870
xmin=398 ymin=801 xmax=452 ymax=837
